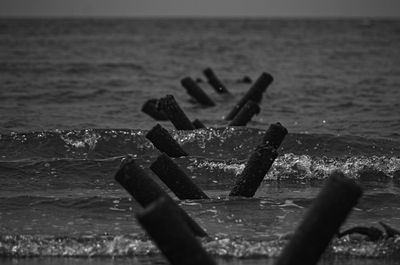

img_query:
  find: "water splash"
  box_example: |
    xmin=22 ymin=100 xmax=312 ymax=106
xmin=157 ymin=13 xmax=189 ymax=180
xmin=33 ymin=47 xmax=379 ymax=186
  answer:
xmin=188 ymin=154 xmax=400 ymax=181
xmin=269 ymin=154 xmax=400 ymax=181
xmin=60 ymin=130 xmax=101 ymax=151
xmin=0 ymin=235 xmax=158 ymax=257
xmin=1 ymin=234 xmax=398 ymax=258
xmin=172 ymin=127 xmax=263 ymax=150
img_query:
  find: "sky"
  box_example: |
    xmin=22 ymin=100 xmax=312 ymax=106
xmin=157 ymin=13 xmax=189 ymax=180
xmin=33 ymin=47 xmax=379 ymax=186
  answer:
xmin=0 ymin=0 xmax=399 ymax=18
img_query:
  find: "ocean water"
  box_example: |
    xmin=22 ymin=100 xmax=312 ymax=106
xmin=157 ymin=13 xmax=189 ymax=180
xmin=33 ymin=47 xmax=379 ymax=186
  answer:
xmin=0 ymin=18 xmax=400 ymax=265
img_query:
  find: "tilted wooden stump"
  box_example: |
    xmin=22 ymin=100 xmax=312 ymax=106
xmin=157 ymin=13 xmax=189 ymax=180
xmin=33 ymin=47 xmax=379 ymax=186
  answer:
xmin=137 ymin=197 xmax=216 ymax=265
xmin=114 ymin=155 xmax=207 ymax=237
xmin=181 ymin=77 xmax=216 ymax=107
xmin=151 ymin=153 xmax=209 ymax=200
xmin=275 ymin=171 xmax=363 ymax=265
xmin=146 ymin=124 xmax=188 ymax=158
xmin=225 ymin=72 xmax=273 ymax=120
xmin=158 ymin=94 xmax=196 ymax=130
xmin=203 ymin=67 xmax=230 ymax=94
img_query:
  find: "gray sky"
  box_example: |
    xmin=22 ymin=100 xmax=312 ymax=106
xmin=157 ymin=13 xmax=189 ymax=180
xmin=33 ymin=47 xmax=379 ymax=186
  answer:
xmin=1 ymin=0 xmax=399 ymax=17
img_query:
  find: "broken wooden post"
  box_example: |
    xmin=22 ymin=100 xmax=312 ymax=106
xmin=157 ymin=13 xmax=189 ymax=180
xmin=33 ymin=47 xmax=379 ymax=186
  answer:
xmin=228 ymin=100 xmax=260 ymax=126
xmin=263 ymin=122 xmax=288 ymax=149
xmin=137 ymin=197 xmax=216 ymax=265
xmin=275 ymin=171 xmax=363 ymax=265
xmin=203 ymin=68 xmax=230 ymax=94
xmin=225 ymin=72 xmax=273 ymax=120
xmin=146 ymin=124 xmax=188 ymax=158
xmin=158 ymin=95 xmax=195 ymax=130
xmin=181 ymin=77 xmax=215 ymax=107
xmin=151 ymin=153 xmax=209 ymax=200
xmin=229 ymin=143 xmax=278 ymax=197
xmin=192 ymin=119 xmax=206 ymax=129
xmin=114 ymin=155 xmax=207 ymax=237
xmin=141 ymin=99 xmax=168 ymax=121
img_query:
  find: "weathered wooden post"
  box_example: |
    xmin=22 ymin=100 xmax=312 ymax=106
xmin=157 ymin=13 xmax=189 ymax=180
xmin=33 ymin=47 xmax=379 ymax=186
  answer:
xmin=181 ymin=77 xmax=215 ymax=107
xmin=275 ymin=171 xmax=363 ymax=265
xmin=141 ymin=99 xmax=168 ymax=121
xmin=158 ymin=95 xmax=196 ymax=130
xmin=137 ymin=197 xmax=216 ymax=265
xmin=146 ymin=124 xmax=188 ymax=157
xmin=151 ymin=153 xmax=209 ymax=200
xmin=114 ymin=155 xmax=207 ymax=237
xmin=228 ymin=100 xmax=260 ymax=126
xmin=203 ymin=67 xmax=230 ymax=94
xmin=225 ymin=72 xmax=273 ymax=120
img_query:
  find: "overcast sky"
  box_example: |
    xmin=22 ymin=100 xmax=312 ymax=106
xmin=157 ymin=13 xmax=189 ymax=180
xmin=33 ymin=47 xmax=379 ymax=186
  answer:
xmin=1 ymin=0 xmax=399 ymax=17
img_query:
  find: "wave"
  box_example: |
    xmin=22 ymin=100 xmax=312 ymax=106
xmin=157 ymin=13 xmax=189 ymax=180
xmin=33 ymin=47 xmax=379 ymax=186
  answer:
xmin=0 ymin=233 xmax=399 ymax=258
xmin=1 ymin=127 xmax=399 ymax=160
xmin=1 ymin=127 xmax=399 ymax=185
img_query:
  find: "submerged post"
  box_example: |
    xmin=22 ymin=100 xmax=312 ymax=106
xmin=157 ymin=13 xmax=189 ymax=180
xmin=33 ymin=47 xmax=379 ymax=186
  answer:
xmin=229 ymin=123 xmax=288 ymax=197
xmin=192 ymin=119 xmax=206 ymax=129
xmin=228 ymin=100 xmax=260 ymax=126
xmin=146 ymin=124 xmax=188 ymax=158
xmin=151 ymin=153 xmax=209 ymax=200
xmin=229 ymin=143 xmax=278 ymax=197
xmin=141 ymin=99 xmax=168 ymax=121
xmin=275 ymin=171 xmax=363 ymax=265
xmin=137 ymin=197 xmax=216 ymax=265
xmin=181 ymin=77 xmax=216 ymax=107
xmin=114 ymin=155 xmax=207 ymax=237
xmin=158 ymin=95 xmax=195 ymax=130
xmin=225 ymin=72 xmax=273 ymax=120
xmin=203 ymin=68 xmax=230 ymax=94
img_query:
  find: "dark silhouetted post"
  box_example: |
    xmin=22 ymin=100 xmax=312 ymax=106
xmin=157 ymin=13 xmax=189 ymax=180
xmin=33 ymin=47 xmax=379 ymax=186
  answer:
xmin=203 ymin=68 xmax=230 ymax=94
xmin=192 ymin=119 xmax=206 ymax=129
xmin=263 ymin=123 xmax=288 ymax=149
xmin=228 ymin=100 xmax=260 ymax=126
xmin=238 ymin=76 xmax=252 ymax=84
xmin=146 ymin=124 xmax=188 ymax=158
xmin=141 ymin=99 xmax=168 ymax=121
xmin=225 ymin=72 xmax=273 ymax=120
xmin=151 ymin=153 xmax=209 ymax=200
xmin=137 ymin=197 xmax=217 ymax=265
xmin=229 ymin=144 xmax=278 ymax=197
xmin=158 ymin=95 xmax=195 ymax=130
xmin=115 ymin=155 xmax=207 ymax=237
xmin=181 ymin=77 xmax=215 ymax=107
xmin=275 ymin=171 xmax=363 ymax=265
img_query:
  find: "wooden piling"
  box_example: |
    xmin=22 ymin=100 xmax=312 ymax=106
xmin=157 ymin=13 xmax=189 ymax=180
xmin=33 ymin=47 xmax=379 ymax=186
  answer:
xmin=181 ymin=77 xmax=216 ymax=107
xmin=263 ymin=122 xmax=288 ymax=149
xmin=141 ymin=99 xmax=168 ymax=121
xmin=146 ymin=124 xmax=188 ymax=158
xmin=225 ymin=72 xmax=273 ymax=120
xmin=137 ymin=197 xmax=216 ymax=265
xmin=158 ymin=95 xmax=196 ymax=130
xmin=228 ymin=100 xmax=260 ymax=126
xmin=229 ymin=143 xmax=278 ymax=197
xmin=275 ymin=171 xmax=363 ymax=265
xmin=192 ymin=119 xmax=206 ymax=129
xmin=151 ymin=153 xmax=209 ymax=200
xmin=203 ymin=68 xmax=230 ymax=94
xmin=114 ymin=155 xmax=208 ymax=237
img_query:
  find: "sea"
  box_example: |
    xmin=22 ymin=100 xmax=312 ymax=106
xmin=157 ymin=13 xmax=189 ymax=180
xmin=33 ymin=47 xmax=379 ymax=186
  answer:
xmin=0 ymin=18 xmax=400 ymax=265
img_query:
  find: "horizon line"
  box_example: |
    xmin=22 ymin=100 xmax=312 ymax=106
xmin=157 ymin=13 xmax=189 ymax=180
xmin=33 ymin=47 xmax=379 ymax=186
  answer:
xmin=0 ymin=14 xmax=399 ymax=20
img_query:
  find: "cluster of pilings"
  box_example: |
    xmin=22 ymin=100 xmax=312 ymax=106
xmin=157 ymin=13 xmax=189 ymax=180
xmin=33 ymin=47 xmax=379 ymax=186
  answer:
xmin=115 ymin=68 xmax=364 ymax=265
xmin=142 ymin=69 xmax=273 ymax=128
